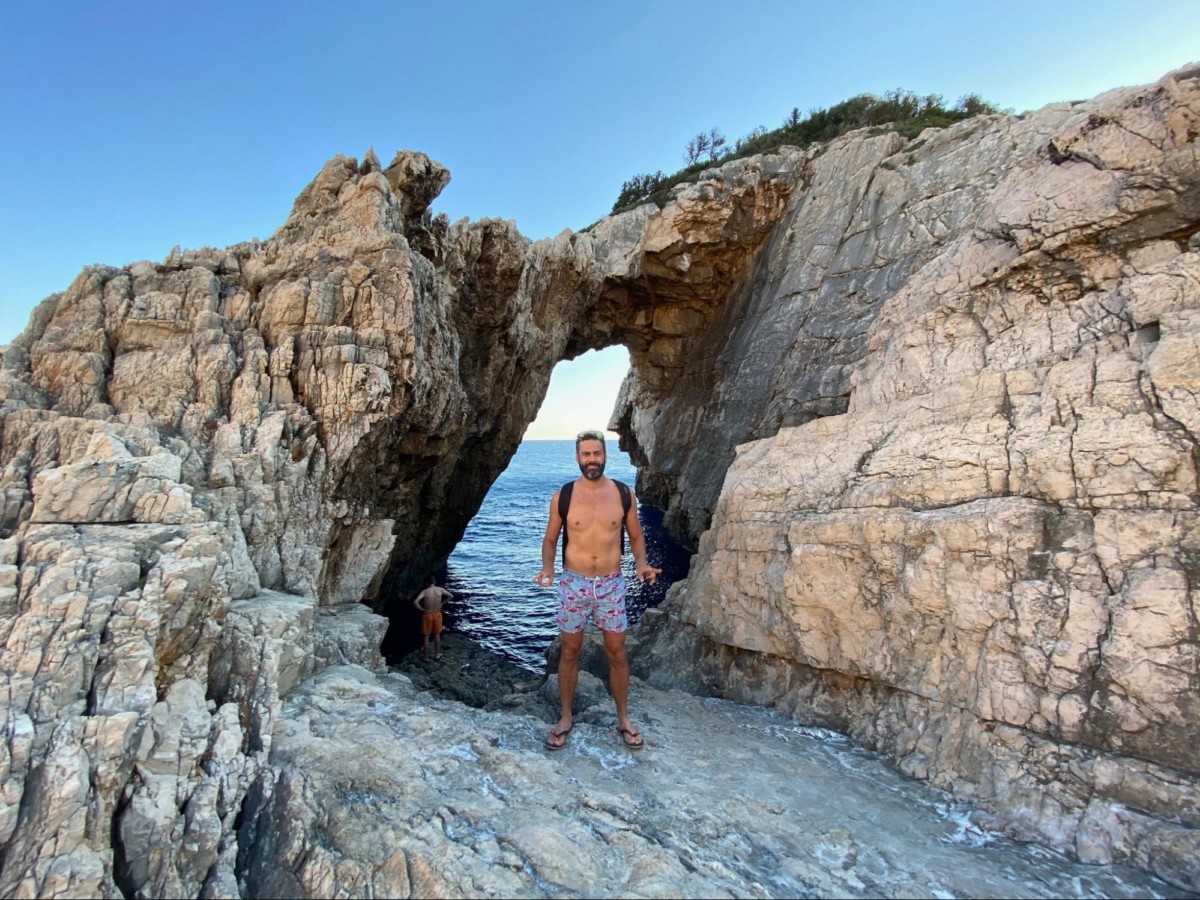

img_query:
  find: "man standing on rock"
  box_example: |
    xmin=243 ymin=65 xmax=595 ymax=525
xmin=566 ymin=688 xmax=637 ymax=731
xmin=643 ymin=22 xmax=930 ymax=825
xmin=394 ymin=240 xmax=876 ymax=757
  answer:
xmin=534 ymin=430 xmax=661 ymax=751
xmin=413 ymin=577 xmax=452 ymax=661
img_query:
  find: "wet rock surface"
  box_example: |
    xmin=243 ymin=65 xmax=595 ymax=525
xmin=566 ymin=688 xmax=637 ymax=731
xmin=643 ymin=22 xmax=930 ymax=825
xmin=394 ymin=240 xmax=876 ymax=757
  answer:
xmin=392 ymin=632 xmax=545 ymax=708
xmin=242 ymin=662 xmax=1189 ymax=899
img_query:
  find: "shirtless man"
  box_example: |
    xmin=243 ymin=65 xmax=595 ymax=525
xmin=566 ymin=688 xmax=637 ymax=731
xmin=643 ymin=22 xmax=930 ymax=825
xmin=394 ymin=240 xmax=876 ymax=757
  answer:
xmin=413 ymin=578 xmax=452 ymax=661
xmin=533 ymin=430 xmax=661 ymax=751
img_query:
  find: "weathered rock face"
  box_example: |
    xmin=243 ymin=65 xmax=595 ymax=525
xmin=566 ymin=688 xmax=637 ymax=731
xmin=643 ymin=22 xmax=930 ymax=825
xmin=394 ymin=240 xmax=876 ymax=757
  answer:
xmin=630 ymin=65 xmax=1200 ymax=888
xmin=613 ymin=83 xmax=1200 ymax=546
xmin=1 ymin=62 xmax=1198 ymax=896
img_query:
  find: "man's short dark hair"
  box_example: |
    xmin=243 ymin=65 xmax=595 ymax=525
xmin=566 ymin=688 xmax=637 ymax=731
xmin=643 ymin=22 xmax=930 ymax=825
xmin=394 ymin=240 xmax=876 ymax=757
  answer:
xmin=575 ymin=429 xmax=606 ymax=450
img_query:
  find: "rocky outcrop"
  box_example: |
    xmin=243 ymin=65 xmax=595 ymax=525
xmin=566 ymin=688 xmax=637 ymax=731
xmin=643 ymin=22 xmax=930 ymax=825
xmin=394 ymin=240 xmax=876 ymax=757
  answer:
xmin=1 ymin=62 xmax=1198 ymax=895
xmin=612 ymin=76 xmax=1199 ymax=547
xmin=628 ymin=65 xmax=1200 ymax=888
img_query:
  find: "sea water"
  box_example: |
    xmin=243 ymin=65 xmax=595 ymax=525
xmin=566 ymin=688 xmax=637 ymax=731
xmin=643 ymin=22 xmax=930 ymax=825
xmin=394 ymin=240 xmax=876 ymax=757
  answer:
xmin=437 ymin=439 xmax=691 ymax=673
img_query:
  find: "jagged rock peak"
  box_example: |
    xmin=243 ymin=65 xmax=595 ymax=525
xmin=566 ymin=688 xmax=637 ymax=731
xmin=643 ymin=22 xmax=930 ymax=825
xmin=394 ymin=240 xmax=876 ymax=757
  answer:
xmin=278 ymin=148 xmax=450 ymax=242
xmin=383 ymin=149 xmax=451 ymax=220
xmin=358 ymin=146 xmax=381 ymax=173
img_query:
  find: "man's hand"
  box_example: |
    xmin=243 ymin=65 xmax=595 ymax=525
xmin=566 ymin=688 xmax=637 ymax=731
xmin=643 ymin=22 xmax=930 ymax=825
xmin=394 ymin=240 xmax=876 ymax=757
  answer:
xmin=533 ymin=569 xmax=555 ymax=588
xmin=636 ymin=563 xmax=662 ymax=585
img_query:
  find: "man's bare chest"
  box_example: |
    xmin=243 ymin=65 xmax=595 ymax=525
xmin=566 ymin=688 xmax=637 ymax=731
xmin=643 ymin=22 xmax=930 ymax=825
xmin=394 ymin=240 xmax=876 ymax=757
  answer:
xmin=566 ymin=491 xmax=623 ymax=534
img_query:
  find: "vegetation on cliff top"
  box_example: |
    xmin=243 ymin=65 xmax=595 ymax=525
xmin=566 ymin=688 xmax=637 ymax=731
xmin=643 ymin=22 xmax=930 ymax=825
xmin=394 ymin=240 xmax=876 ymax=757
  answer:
xmin=610 ymin=89 xmax=1006 ymax=216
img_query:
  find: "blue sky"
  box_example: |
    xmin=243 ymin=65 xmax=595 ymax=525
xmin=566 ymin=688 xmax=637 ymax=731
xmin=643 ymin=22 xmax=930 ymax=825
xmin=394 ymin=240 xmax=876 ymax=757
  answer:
xmin=2 ymin=2 xmax=1196 ymax=438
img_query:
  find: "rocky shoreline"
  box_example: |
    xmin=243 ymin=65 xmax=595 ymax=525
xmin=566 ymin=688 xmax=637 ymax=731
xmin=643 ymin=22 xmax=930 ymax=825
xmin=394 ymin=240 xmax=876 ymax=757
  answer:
xmin=245 ymin=642 xmax=1190 ymax=898
xmin=392 ymin=632 xmax=547 ymax=708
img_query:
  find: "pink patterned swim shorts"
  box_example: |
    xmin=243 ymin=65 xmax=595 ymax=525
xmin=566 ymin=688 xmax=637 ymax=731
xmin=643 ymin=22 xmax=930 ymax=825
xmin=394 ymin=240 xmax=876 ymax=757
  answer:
xmin=555 ymin=569 xmax=628 ymax=634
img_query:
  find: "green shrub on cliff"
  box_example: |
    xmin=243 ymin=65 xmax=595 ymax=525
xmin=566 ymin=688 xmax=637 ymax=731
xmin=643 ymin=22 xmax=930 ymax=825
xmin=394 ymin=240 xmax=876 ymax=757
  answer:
xmin=611 ymin=89 xmax=1006 ymax=215
xmin=613 ymin=171 xmax=668 ymax=212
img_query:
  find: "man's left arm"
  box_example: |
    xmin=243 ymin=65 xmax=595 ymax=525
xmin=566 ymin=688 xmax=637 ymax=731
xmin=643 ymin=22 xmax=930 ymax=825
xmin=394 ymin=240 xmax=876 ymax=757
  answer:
xmin=625 ymin=494 xmax=662 ymax=584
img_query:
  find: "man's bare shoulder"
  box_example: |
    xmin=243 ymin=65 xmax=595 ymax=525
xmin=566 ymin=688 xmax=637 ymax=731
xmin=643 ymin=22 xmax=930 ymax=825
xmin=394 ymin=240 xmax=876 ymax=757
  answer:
xmin=549 ymin=485 xmax=567 ymax=514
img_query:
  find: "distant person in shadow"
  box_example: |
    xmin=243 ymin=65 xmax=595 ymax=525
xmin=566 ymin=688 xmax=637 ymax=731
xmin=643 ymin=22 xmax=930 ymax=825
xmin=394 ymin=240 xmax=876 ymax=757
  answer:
xmin=414 ymin=577 xmax=452 ymax=661
xmin=534 ymin=430 xmax=661 ymax=751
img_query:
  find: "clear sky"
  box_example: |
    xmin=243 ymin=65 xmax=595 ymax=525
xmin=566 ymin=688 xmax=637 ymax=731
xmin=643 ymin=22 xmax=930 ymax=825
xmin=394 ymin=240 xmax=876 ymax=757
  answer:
xmin=2 ymin=2 xmax=1196 ymax=438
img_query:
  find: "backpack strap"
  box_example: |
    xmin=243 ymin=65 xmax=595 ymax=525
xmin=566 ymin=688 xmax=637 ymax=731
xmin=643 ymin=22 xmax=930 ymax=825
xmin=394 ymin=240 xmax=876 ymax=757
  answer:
xmin=615 ymin=480 xmax=632 ymax=556
xmin=558 ymin=479 xmax=634 ymax=566
xmin=557 ymin=480 xmax=574 ymax=567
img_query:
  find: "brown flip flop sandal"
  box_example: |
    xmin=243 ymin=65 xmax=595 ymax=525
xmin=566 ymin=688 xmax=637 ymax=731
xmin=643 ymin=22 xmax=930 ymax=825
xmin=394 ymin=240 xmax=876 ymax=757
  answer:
xmin=544 ymin=724 xmax=573 ymax=751
xmin=616 ymin=726 xmax=644 ymax=750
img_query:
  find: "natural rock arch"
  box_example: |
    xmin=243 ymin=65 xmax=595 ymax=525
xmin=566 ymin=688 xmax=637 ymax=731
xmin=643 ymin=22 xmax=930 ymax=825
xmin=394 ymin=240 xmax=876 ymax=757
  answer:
xmin=0 ymin=143 xmax=801 ymax=619
xmin=301 ymin=147 xmax=805 ymax=610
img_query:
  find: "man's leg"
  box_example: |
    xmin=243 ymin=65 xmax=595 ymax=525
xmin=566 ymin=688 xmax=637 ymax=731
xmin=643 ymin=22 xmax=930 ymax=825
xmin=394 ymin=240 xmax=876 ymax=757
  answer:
xmin=550 ymin=630 xmax=585 ymax=744
xmin=594 ymin=574 xmax=641 ymax=746
xmin=604 ymin=630 xmax=643 ymax=747
xmin=602 ymin=629 xmax=632 ymax=725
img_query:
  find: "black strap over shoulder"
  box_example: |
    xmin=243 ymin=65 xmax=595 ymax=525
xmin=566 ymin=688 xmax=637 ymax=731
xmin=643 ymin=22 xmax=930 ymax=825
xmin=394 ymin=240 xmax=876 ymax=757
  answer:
xmin=558 ymin=479 xmax=632 ymax=566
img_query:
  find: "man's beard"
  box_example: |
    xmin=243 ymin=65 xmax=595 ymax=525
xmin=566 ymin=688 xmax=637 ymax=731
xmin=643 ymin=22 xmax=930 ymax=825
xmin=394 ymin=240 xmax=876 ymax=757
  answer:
xmin=580 ymin=461 xmax=605 ymax=481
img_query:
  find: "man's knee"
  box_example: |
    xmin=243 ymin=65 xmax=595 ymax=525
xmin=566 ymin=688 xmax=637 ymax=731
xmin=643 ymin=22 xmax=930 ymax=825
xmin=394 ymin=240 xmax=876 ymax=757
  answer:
xmin=603 ymin=637 xmax=628 ymax=666
xmin=560 ymin=634 xmax=584 ymax=664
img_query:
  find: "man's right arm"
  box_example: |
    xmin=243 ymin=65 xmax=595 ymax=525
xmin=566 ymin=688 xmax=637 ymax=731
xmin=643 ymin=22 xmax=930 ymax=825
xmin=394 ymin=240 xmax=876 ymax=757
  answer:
xmin=534 ymin=490 xmax=562 ymax=587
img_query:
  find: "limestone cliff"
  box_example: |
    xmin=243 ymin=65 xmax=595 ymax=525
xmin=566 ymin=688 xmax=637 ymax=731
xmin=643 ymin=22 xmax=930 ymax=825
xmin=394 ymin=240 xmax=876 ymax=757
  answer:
xmin=0 ymin=62 xmax=1198 ymax=896
xmin=627 ymin=64 xmax=1200 ymax=888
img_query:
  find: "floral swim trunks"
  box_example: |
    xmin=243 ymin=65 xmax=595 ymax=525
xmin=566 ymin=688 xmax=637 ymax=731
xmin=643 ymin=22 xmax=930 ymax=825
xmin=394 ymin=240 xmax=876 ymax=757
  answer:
xmin=555 ymin=569 xmax=629 ymax=634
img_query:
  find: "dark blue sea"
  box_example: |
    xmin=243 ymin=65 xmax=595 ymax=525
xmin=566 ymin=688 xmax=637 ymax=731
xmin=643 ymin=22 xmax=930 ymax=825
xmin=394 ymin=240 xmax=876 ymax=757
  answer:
xmin=436 ymin=440 xmax=691 ymax=673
